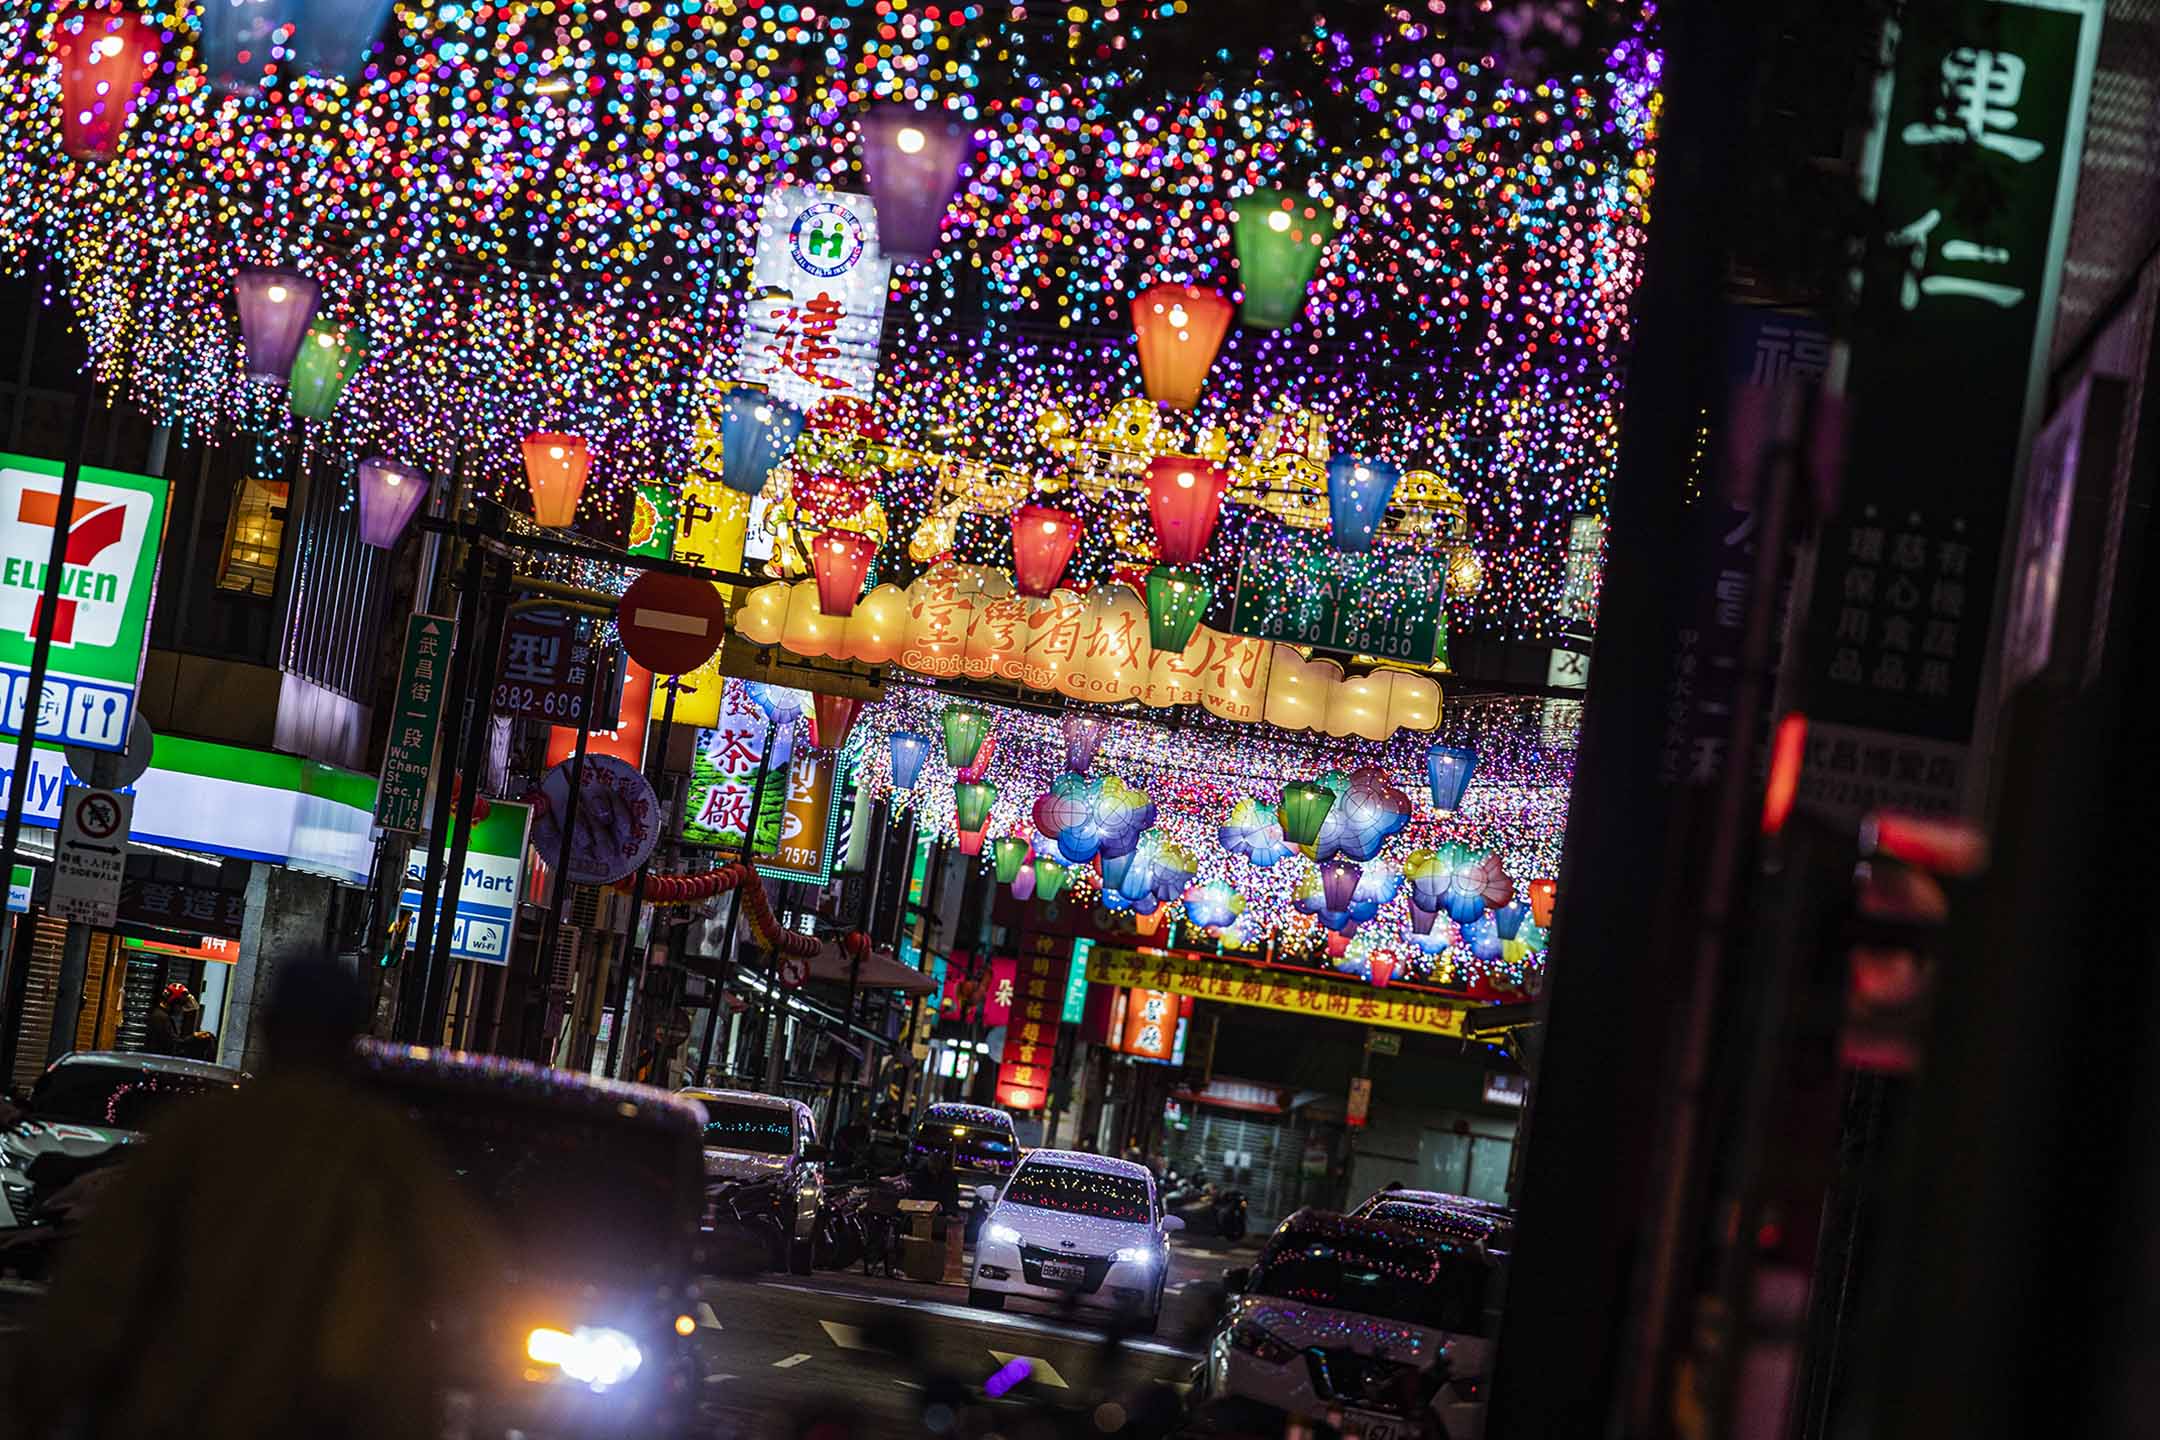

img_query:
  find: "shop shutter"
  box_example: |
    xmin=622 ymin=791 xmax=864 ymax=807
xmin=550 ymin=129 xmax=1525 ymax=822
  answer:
xmin=1167 ymin=1109 xmax=1294 ymax=1230
xmin=8 ymin=916 xmax=69 ymax=1091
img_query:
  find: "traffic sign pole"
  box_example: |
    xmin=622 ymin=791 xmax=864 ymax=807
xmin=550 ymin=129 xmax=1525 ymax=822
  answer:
xmin=0 ymin=374 xmax=93 ymax=1080
xmin=529 ymin=622 xmax=604 ymax=1060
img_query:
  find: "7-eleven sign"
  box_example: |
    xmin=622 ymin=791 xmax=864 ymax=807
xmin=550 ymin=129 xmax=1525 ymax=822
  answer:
xmin=0 ymin=456 xmax=168 ymax=753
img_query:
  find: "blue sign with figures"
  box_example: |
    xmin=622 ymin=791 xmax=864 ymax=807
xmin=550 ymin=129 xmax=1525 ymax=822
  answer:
xmin=400 ymin=800 xmax=532 ymax=967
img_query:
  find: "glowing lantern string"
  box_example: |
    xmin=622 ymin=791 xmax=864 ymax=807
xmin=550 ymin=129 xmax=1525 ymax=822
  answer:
xmin=1231 ymin=189 xmax=1340 ymax=330
xmin=520 ymin=433 xmax=590 ymax=528
xmin=1131 ymin=283 xmax=1233 ymax=411
xmin=355 ymin=457 xmax=426 ymax=549
xmin=233 ymin=268 xmax=321 ymax=382
xmin=1010 ymin=506 xmax=1081 ymax=597
xmin=287 ymin=321 xmax=357 ymax=421
xmin=1144 ymin=456 xmax=1229 ymax=567
xmin=1326 ymin=455 xmax=1401 ymax=554
xmin=54 ymin=7 xmax=162 ymax=162
xmin=811 ymin=531 xmax=877 ymax=617
xmin=860 ymin=104 xmax=972 ymax=264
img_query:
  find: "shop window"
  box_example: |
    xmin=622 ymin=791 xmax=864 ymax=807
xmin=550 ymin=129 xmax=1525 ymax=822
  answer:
xmin=217 ymin=475 xmax=289 ymax=597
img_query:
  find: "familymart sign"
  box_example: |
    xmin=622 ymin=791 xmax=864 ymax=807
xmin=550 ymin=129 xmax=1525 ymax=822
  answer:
xmin=0 ymin=455 xmax=168 ymax=753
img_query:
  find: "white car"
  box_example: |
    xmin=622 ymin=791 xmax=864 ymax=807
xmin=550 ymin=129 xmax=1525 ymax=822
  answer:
xmin=1200 ymin=1208 xmax=1500 ymax=1440
xmin=968 ymin=1149 xmax=1183 ymax=1330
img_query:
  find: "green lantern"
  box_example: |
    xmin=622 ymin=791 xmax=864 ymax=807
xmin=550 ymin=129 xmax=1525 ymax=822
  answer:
xmin=993 ymin=836 xmax=1029 ymax=884
xmin=1035 ymin=858 xmax=1069 ymax=902
xmin=942 ymin=703 xmax=993 ymax=767
xmin=954 ymin=779 xmax=997 ymax=833
xmin=1231 ymin=189 xmax=1341 ymax=330
xmin=1144 ymin=566 xmax=1211 ymax=655
xmin=1278 ymin=780 xmax=1337 ymax=847
xmin=287 ymin=321 xmax=359 ymax=421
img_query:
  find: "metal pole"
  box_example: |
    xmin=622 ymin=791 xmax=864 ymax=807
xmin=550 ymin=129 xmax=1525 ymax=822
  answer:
xmin=422 ymin=549 xmax=515 ymax=1041
xmin=0 ymin=373 xmax=95 ymax=1078
xmin=529 ymin=624 xmax=604 ymax=1058
xmin=604 ymin=673 xmax=679 ymax=1079
xmin=827 ymin=796 xmax=887 ymax=1131
xmin=399 ymin=530 xmax=481 ymax=1042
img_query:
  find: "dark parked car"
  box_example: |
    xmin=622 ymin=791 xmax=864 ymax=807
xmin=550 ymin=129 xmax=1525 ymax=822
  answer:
xmin=678 ymin=1087 xmax=825 ymax=1274
xmin=355 ymin=1041 xmax=708 ymax=1440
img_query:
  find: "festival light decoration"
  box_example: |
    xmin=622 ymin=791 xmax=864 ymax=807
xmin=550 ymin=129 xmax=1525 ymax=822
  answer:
xmin=1230 ymin=190 xmax=1340 ymax=330
xmin=1035 ymin=858 xmax=1069 ymax=902
xmin=355 ymin=457 xmax=427 ymax=549
xmin=1220 ymin=798 xmax=1289 ymax=868
xmin=860 ymin=104 xmax=972 ymax=264
xmin=889 ymin=732 xmax=931 ymax=790
xmin=810 ymin=694 xmax=860 ymax=750
xmin=1426 ymin=745 xmax=1479 ymax=816
xmin=941 ymin=704 xmax=993 ymax=768
xmin=1278 ymin=781 xmax=1336 ymax=848
xmin=1145 ymin=456 xmax=1230 ymax=567
xmin=54 ymin=7 xmax=161 ymax=162
xmin=811 ymin=531 xmax=878 ymax=618
xmin=1143 ymin=568 xmax=1209 ymax=655
xmin=288 ymin=0 xmax=398 ymax=80
xmin=993 ymin=836 xmax=1029 ymax=884
xmin=1131 ymin=284 xmax=1233 ymax=411
xmin=1010 ymin=506 xmax=1081 ymax=597
xmin=1063 ymin=713 xmax=1109 ymax=773
xmin=286 ymin=322 xmax=357 ymax=421
xmin=1326 ymin=456 xmax=1402 ymax=554
xmin=233 ymin=269 xmax=321 ymax=382
xmin=520 ymin=433 xmax=591 ymax=528
xmin=719 ymin=388 xmax=805 ymax=497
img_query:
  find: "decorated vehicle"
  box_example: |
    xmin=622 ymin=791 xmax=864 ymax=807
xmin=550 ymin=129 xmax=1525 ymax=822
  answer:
xmin=969 ymin=1148 xmax=1181 ymax=1331
xmin=1199 ymin=1208 xmax=1501 ymax=1440
xmin=911 ymin=1101 xmax=1021 ymax=1236
xmin=680 ymin=1087 xmax=825 ymax=1274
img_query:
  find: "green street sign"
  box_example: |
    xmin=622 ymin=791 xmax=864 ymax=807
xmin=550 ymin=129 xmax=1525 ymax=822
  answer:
xmin=1229 ymin=547 xmax=1448 ymax=667
xmin=0 ymin=454 xmax=170 ymax=752
xmin=376 ymin=613 xmax=456 ymax=831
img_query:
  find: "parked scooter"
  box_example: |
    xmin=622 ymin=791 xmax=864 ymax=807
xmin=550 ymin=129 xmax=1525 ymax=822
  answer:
xmin=1161 ymin=1166 xmax=1248 ymax=1240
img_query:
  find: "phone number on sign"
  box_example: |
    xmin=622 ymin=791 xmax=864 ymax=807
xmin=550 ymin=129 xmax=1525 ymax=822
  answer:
xmin=492 ymin=684 xmax=584 ymax=721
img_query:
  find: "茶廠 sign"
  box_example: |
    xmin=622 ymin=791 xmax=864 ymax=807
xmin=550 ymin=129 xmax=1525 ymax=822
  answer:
xmin=0 ymin=456 xmax=169 ymax=753
xmin=1230 ymin=548 xmax=1448 ymax=666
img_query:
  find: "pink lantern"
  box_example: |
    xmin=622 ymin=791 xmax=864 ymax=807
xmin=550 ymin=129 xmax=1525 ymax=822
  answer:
xmin=1010 ymin=506 xmax=1081 ymax=597
xmin=1324 ymin=929 xmax=1351 ymax=959
xmin=860 ymin=104 xmax=972 ymax=263
xmin=1145 ymin=456 xmax=1229 ymax=566
xmin=55 ymin=7 xmax=162 ymax=161
xmin=812 ymin=531 xmax=878 ymax=617
xmin=956 ymin=729 xmax=998 ymax=784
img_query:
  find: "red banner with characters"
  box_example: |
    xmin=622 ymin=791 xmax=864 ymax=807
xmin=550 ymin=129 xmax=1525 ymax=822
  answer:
xmin=995 ymin=949 xmax=1071 ymax=1111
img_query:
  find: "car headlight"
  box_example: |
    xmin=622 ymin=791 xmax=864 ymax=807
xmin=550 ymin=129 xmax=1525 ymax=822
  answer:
xmin=1112 ymin=1245 xmax=1157 ymax=1268
xmin=985 ymin=1222 xmax=1022 ymax=1246
xmin=527 ymin=1326 xmax=644 ymax=1389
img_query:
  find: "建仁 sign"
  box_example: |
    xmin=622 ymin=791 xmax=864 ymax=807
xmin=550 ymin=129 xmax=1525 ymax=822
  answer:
xmin=1230 ymin=549 xmax=1448 ymax=667
xmin=740 ymin=188 xmax=893 ymax=412
xmin=1087 ymin=948 xmax=1466 ymax=1038
xmin=377 ymin=614 xmax=454 ymax=831
xmin=0 ymin=455 xmax=169 ymax=752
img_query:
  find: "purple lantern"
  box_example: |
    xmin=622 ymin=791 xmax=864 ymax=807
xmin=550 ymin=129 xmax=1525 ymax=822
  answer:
xmin=234 ymin=268 xmax=322 ymax=381
xmin=1063 ymin=712 xmax=1109 ymax=773
xmin=1408 ymin=897 xmax=1444 ymax=935
xmin=1319 ymin=857 xmax=1362 ymax=912
xmin=355 ymin=458 xmax=428 ymax=549
xmin=860 ymin=105 xmax=971 ymax=263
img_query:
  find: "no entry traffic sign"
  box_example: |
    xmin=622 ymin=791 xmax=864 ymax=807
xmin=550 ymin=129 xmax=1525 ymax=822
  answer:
xmin=617 ymin=572 xmax=726 ymax=676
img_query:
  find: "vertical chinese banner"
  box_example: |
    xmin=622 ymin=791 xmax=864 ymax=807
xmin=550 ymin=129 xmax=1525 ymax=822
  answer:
xmin=1797 ymin=0 xmax=2101 ymax=820
xmin=679 ymin=678 xmax=798 ymax=849
xmin=1117 ymin=987 xmax=1178 ymax=1062
xmin=739 ymin=189 xmax=892 ymax=413
xmin=996 ymin=949 xmax=1072 ymax=1112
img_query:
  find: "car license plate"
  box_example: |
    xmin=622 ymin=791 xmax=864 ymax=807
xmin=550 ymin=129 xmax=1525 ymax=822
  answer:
xmin=1038 ymin=1259 xmax=1086 ymax=1284
xmin=1342 ymin=1413 xmax=1403 ymax=1440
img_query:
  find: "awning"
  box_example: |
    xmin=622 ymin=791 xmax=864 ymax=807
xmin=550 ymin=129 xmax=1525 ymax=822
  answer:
xmin=1172 ymin=1076 xmax=1293 ymax=1115
xmin=806 ymin=941 xmax=938 ymax=994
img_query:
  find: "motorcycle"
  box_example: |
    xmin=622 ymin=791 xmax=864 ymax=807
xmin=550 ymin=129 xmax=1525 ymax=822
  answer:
xmin=1162 ymin=1168 xmax=1249 ymax=1241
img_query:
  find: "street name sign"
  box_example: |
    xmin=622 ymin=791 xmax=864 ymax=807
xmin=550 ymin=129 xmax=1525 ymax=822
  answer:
xmin=377 ymin=613 xmax=455 ymax=831
xmin=53 ymin=785 xmax=131 ymax=925
xmin=0 ymin=455 xmax=170 ymax=753
xmin=1230 ymin=548 xmax=1448 ymax=666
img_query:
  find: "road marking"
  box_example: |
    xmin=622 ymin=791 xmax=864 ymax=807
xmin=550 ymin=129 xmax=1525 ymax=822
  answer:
xmin=697 ymin=1302 xmax=724 ymax=1330
xmin=703 ymin=1373 xmax=737 ymax=1386
xmin=772 ymin=1353 xmax=814 ymax=1369
xmin=820 ymin=1320 xmax=873 ymax=1350
xmin=990 ymin=1351 xmax=1069 ymax=1389
xmin=746 ymin=1279 xmax=1201 ymax=1360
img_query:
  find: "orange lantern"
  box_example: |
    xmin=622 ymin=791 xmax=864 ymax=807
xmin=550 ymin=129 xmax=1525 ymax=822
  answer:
xmin=521 ymin=433 xmax=591 ymax=527
xmin=1131 ymin=284 xmax=1233 ymax=410
xmin=1527 ymin=877 xmax=1557 ymax=927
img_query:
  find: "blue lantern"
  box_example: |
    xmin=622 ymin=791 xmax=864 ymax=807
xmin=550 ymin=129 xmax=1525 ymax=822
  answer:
xmin=1325 ymin=455 xmax=1400 ymax=553
xmin=290 ymin=0 xmax=397 ymax=78
xmin=1101 ymin=850 xmax=1135 ymax=890
xmin=719 ymin=387 xmax=806 ymax=496
xmin=1493 ymin=899 xmax=1530 ymax=940
xmin=889 ymin=731 xmax=931 ymax=789
xmin=1425 ymin=744 xmax=1477 ymax=815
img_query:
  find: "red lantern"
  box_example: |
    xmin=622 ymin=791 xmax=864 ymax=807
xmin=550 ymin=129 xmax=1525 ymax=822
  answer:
xmin=957 ymin=817 xmax=988 ymax=856
xmin=1528 ymin=876 xmax=1557 ymax=927
xmin=1370 ymin=956 xmax=1395 ymax=988
xmin=1010 ymin=505 xmax=1081 ymax=597
xmin=811 ymin=694 xmax=860 ymax=750
xmin=521 ymin=433 xmax=591 ymax=527
xmin=1131 ymin=284 xmax=1233 ymax=410
xmin=1325 ymin=929 xmax=1351 ymax=958
xmin=56 ymin=7 xmax=162 ymax=162
xmin=1145 ymin=456 xmax=1229 ymax=566
xmin=811 ymin=530 xmax=878 ymax=617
